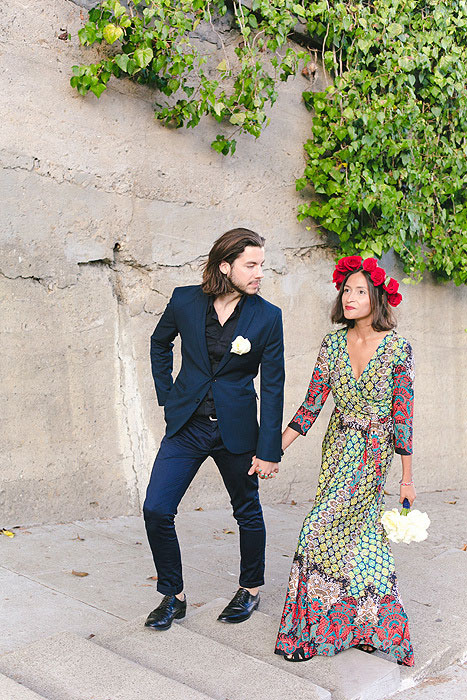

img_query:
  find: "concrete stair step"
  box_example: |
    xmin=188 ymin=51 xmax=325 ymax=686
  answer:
xmin=0 ymin=673 xmax=47 ymax=700
xmin=180 ymin=598 xmax=401 ymax=700
xmin=94 ymin=614 xmax=331 ymax=700
xmin=0 ymin=632 xmax=212 ymax=700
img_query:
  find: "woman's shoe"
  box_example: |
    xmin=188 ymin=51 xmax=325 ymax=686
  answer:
xmin=283 ymin=647 xmax=310 ymax=662
xmin=356 ymin=644 xmax=376 ymax=654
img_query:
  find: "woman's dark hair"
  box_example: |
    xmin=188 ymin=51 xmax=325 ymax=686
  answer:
xmin=202 ymin=228 xmax=265 ymax=296
xmin=331 ymin=267 xmax=396 ymax=331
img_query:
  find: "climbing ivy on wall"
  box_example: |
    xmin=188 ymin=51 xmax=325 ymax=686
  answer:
xmin=70 ymin=0 xmax=467 ymax=285
xmin=71 ymin=0 xmax=307 ymax=155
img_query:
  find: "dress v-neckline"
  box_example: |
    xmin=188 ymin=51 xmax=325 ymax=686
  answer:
xmin=344 ymin=329 xmax=393 ymax=383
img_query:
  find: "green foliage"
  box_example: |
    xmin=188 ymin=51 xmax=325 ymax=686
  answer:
xmin=298 ymin=0 xmax=467 ymax=285
xmin=70 ymin=0 xmax=308 ymax=156
xmin=70 ymin=0 xmax=467 ymax=284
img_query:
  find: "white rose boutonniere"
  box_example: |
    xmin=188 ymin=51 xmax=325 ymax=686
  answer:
xmin=231 ymin=336 xmax=251 ymax=355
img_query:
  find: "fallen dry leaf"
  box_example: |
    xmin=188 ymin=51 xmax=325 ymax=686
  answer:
xmin=86 ymin=633 xmax=95 ymax=639
xmin=195 ymin=507 xmax=204 ymax=511
xmin=290 ymin=500 xmax=297 ymax=506
xmin=213 ymin=535 xmax=222 ymax=540
xmin=223 ymin=528 xmax=235 ymax=534
xmin=146 ymin=575 xmax=158 ymax=580
xmin=462 ymin=544 xmax=467 ymax=551
xmin=71 ymin=534 xmax=85 ymax=541
xmin=191 ymin=602 xmax=204 ymax=608
xmin=1 ymin=529 xmax=15 ymax=538
xmin=444 ymin=500 xmax=457 ymax=505
xmin=71 ymin=570 xmax=89 ymax=577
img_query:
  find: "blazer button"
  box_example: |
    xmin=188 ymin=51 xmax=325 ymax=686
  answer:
xmin=195 ymin=398 xmax=200 ymax=403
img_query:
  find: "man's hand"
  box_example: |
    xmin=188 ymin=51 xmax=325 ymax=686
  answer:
xmin=248 ymin=456 xmax=279 ymax=479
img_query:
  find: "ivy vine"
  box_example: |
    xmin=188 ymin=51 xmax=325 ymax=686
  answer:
xmin=70 ymin=0 xmax=307 ymax=155
xmin=70 ymin=0 xmax=467 ymax=285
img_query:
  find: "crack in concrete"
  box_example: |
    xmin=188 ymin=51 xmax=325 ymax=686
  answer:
xmin=114 ymin=301 xmax=143 ymax=515
xmin=1 ymin=155 xmax=221 ymax=208
xmin=0 ymin=269 xmax=76 ymax=290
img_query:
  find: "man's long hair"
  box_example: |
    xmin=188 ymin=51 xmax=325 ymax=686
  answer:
xmin=202 ymin=228 xmax=265 ymax=296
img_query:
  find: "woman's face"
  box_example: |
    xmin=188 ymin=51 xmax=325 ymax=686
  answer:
xmin=342 ymin=271 xmax=372 ymax=322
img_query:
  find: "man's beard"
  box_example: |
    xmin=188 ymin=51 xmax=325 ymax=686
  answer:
xmin=226 ymin=272 xmax=260 ymax=295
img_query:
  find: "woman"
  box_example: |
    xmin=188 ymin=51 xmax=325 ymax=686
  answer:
xmin=274 ymin=255 xmax=415 ymax=666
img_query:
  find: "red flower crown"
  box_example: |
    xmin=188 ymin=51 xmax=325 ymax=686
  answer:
xmin=332 ymin=255 xmax=402 ymax=307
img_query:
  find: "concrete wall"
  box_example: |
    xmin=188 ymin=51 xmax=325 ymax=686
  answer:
xmin=1 ymin=0 xmax=466 ymax=526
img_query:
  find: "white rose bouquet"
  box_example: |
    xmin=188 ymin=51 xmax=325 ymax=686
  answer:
xmin=381 ymin=498 xmax=430 ymax=544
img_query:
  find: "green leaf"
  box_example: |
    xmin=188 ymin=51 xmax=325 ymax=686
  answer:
xmin=134 ymin=47 xmax=154 ymax=68
xmin=387 ymin=23 xmax=404 ymax=36
xmin=114 ymin=53 xmax=130 ymax=72
xmin=90 ymin=83 xmax=107 ymax=98
xmin=357 ymin=38 xmax=371 ymax=54
xmin=103 ymin=24 xmax=123 ymax=44
xmin=229 ymin=112 xmax=246 ymax=125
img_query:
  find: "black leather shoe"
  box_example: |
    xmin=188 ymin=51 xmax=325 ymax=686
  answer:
xmin=145 ymin=594 xmax=186 ymax=630
xmin=217 ymin=588 xmax=260 ymax=623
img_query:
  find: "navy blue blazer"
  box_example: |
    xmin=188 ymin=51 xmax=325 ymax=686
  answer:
xmin=150 ymin=285 xmax=285 ymax=462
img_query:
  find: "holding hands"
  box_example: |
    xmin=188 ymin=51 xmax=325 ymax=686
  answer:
xmin=248 ymin=456 xmax=279 ymax=479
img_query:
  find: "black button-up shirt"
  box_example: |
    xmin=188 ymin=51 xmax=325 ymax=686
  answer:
xmin=195 ymin=295 xmax=245 ymax=417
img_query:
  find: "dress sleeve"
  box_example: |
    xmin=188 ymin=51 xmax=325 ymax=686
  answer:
xmin=392 ymin=340 xmax=414 ymax=455
xmin=289 ymin=336 xmax=331 ymax=436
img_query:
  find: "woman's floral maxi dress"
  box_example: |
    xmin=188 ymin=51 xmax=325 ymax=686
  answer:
xmin=275 ymin=328 xmax=415 ymax=666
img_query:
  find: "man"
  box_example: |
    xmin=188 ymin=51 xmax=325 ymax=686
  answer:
xmin=144 ymin=228 xmax=284 ymax=630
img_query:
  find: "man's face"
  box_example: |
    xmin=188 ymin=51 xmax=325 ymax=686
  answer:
xmin=221 ymin=246 xmax=265 ymax=295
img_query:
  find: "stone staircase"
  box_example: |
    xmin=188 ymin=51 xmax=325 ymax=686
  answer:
xmin=0 ymin=598 xmax=401 ymax=700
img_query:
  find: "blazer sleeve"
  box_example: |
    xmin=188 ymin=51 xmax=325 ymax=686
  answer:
xmin=288 ymin=336 xmax=331 ymax=435
xmin=150 ymin=292 xmax=179 ymax=406
xmin=255 ymin=309 xmax=285 ymax=462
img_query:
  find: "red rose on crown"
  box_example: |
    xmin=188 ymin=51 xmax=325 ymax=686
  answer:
xmin=387 ymin=292 xmax=402 ymax=307
xmin=362 ymin=257 xmax=378 ymax=272
xmin=335 ymin=255 xmax=362 ymax=273
xmin=370 ymin=267 xmax=386 ymax=286
xmin=383 ymin=277 xmax=399 ymax=295
xmin=332 ymin=269 xmax=346 ymax=289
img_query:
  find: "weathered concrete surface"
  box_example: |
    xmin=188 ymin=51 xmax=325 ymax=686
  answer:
xmin=1 ymin=494 xmax=465 ymax=687
xmin=95 ymin=620 xmax=331 ymax=700
xmin=391 ymin=664 xmax=467 ymax=700
xmin=0 ymin=633 xmax=212 ymax=700
xmin=0 ymin=0 xmax=466 ymax=524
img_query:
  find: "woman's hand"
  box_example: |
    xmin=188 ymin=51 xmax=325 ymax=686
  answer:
xmin=399 ymin=483 xmax=416 ymax=507
xmin=248 ymin=456 xmax=279 ymax=479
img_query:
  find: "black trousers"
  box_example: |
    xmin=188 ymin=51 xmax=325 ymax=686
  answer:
xmin=143 ymin=415 xmax=266 ymax=595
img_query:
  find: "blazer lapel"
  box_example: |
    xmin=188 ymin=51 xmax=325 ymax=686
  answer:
xmin=214 ymin=294 xmax=258 ymax=375
xmin=194 ymin=288 xmax=211 ymax=373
